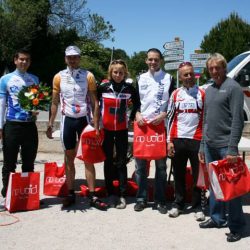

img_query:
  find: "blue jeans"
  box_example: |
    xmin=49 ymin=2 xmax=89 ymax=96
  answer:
xmin=204 ymin=143 xmax=246 ymax=233
xmin=135 ymin=157 xmax=167 ymax=203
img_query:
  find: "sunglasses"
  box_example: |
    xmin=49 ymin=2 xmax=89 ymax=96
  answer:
xmin=179 ymin=62 xmax=193 ymax=69
xmin=110 ymin=59 xmax=127 ymax=67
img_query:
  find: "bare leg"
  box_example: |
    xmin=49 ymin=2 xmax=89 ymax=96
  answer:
xmin=84 ymin=163 xmax=96 ymax=192
xmin=64 ymin=149 xmax=76 ymax=190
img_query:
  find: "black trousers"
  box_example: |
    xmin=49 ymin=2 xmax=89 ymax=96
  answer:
xmin=1 ymin=121 xmax=38 ymax=197
xmin=172 ymin=138 xmax=201 ymax=210
xmin=103 ymin=129 xmax=128 ymax=196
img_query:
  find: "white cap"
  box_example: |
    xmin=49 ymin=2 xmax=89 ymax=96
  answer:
xmin=65 ymin=46 xmax=81 ymax=56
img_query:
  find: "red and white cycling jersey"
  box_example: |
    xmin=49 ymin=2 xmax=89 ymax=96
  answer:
xmin=167 ymin=86 xmax=205 ymax=142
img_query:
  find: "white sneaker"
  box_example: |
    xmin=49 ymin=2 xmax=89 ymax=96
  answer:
xmin=0 ymin=197 xmax=6 ymax=212
xmin=195 ymin=211 xmax=205 ymax=221
xmin=168 ymin=207 xmax=183 ymax=218
xmin=116 ymin=197 xmax=126 ymax=209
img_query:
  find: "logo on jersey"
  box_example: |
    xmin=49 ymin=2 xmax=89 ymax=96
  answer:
xmin=72 ymin=104 xmax=81 ymax=113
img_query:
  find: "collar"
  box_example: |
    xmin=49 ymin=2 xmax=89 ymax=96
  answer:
xmin=14 ymin=69 xmax=27 ymax=77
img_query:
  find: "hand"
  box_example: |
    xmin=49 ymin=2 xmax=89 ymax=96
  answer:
xmin=135 ymin=112 xmax=145 ymax=126
xmin=46 ymin=126 xmax=53 ymax=139
xmin=226 ymin=155 xmax=238 ymax=163
xmin=31 ymin=111 xmax=39 ymax=116
xmin=167 ymin=142 xmax=175 ymax=157
xmin=150 ymin=113 xmax=166 ymax=126
xmin=95 ymin=129 xmax=100 ymax=137
xmin=198 ymin=152 xmax=205 ymax=164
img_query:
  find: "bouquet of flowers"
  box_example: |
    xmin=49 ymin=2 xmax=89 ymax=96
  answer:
xmin=18 ymin=83 xmax=52 ymax=111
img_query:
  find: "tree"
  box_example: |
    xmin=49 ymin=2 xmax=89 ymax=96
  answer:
xmin=200 ymin=12 xmax=250 ymax=61
xmin=49 ymin=0 xmax=115 ymax=42
xmin=0 ymin=0 xmax=115 ymax=82
xmin=0 ymin=0 xmax=51 ymax=66
xmin=128 ymin=51 xmax=148 ymax=79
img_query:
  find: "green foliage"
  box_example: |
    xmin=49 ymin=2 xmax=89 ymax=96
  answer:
xmin=128 ymin=51 xmax=148 ymax=79
xmin=201 ymin=12 xmax=250 ymax=61
xmin=0 ymin=0 xmax=115 ymax=84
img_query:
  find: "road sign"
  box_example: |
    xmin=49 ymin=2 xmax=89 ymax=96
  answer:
xmin=191 ymin=60 xmax=207 ymax=68
xmin=164 ymin=55 xmax=184 ymax=62
xmin=194 ymin=68 xmax=203 ymax=74
xmin=164 ymin=61 xmax=183 ymax=71
xmin=190 ymin=53 xmax=210 ymax=60
xmin=163 ymin=40 xmax=184 ymax=50
xmin=163 ymin=49 xmax=184 ymax=56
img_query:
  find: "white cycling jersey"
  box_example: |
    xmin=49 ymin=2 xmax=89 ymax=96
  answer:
xmin=53 ymin=67 xmax=96 ymax=118
xmin=137 ymin=69 xmax=174 ymax=122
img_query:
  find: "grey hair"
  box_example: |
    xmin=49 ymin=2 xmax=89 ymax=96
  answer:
xmin=206 ymin=53 xmax=227 ymax=69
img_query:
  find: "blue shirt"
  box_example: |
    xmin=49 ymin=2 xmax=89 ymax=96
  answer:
xmin=0 ymin=69 xmax=39 ymax=124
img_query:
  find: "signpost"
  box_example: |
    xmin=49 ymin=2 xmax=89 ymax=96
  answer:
xmin=190 ymin=53 xmax=210 ymax=60
xmin=164 ymin=61 xmax=183 ymax=71
xmin=163 ymin=49 xmax=184 ymax=56
xmin=190 ymin=52 xmax=210 ymax=85
xmin=191 ymin=60 xmax=207 ymax=68
xmin=164 ymin=55 xmax=184 ymax=62
xmin=163 ymin=40 xmax=184 ymax=50
xmin=163 ymin=38 xmax=184 ymax=87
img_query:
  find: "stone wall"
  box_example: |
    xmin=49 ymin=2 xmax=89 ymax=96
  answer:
xmin=37 ymin=121 xmax=250 ymax=154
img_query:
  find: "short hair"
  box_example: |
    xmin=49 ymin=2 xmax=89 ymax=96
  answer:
xmin=146 ymin=48 xmax=163 ymax=59
xmin=108 ymin=59 xmax=129 ymax=80
xmin=14 ymin=48 xmax=31 ymax=59
xmin=206 ymin=53 xmax=227 ymax=69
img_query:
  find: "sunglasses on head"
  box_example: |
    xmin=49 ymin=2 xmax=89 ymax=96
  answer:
xmin=110 ymin=59 xmax=127 ymax=67
xmin=179 ymin=62 xmax=193 ymax=69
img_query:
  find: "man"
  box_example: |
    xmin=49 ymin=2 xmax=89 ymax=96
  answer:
xmin=199 ymin=53 xmax=246 ymax=242
xmin=167 ymin=62 xmax=205 ymax=221
xmin=0 ymin=48 xmax=39 ymax=210
xmin=46 ymin=45 xmax=107 ymax=210
xmin=134 ymin=48 xmax=175 ymax=214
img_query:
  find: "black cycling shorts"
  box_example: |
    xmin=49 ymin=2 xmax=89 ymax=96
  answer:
xmin=61 ymin=116 xmax=88 ymax=150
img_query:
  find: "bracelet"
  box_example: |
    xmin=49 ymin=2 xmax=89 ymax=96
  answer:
xmin=47 ymin=125 xmax=53 ymax=129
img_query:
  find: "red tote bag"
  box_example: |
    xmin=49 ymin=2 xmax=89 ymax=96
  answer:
xmin=209 ymin=157 xmax=250 ymax=201
xmin=5 ymin=172 xmax=40 ymax=213
xmin=133 ymin=121 xmax=167 ymax=160
xmin=43 ymin=162 xmax=68 ymax=196
xmin=76 ymin=125 xmax=106 ymax=163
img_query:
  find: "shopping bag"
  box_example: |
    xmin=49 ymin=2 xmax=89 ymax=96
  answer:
xmin=5 ymin=172 xmax=40 ymax=212
xmin=113 ymin=180 xmax=138 ymax=196
xmin=43 ymin=162 xmax=68 ymax=196
xmin=209 ymin=157 xmax=250 ymax=201
xmin=80 ymin=185 xmax=107 ymax=198
xmin=133 ymin=121 xmax=167 ymax=160
xmin=76 ymin=125 xmax=106 ymax=163
xmin=197 ymin=162 xmax=209 ymax=190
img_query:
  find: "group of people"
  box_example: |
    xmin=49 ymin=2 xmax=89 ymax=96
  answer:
xmin=0 ymin=45 xmax=246 ymax=242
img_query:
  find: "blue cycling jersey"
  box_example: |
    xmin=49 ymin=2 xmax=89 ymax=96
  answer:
xmin=0 ymin=69 xmax=39 ymax=126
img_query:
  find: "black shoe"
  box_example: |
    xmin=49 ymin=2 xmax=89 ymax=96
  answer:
xmin=134 ymin=201 xmax=147 ymax=212
xmin=62 ymin=194 xmax=76 ymax=208
xmin=155 ymin=203 xmax=168 ymax=214
xmin=226 ymin=232 xmax=242 ymax=242
xmin=90 ymin=197 xmax=108 ymax=211
xmin=199 ymin=218 xmax=227 ymax=229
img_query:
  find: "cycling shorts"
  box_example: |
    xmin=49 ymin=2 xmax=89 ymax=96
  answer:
xmin=61 ymin=115 xmax=88 ymax=150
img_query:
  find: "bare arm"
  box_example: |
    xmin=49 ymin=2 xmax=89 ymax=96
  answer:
xmin=89 ymin=90 xmax=100 ymax=135
xmin=46 ymin=92 xmax=59 ymax=139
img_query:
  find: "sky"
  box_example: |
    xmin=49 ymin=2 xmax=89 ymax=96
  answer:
xmin=86 ymin=0 xmax=250 ymax=61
